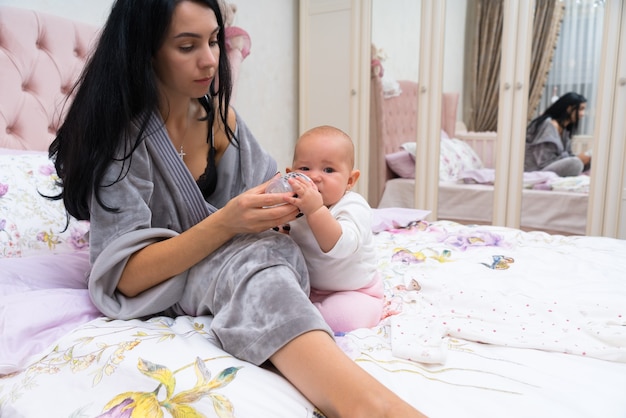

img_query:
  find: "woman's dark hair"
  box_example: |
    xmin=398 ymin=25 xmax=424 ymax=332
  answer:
xmin=49 ymin=0 xmax=233 ymax=220
xmin=528 ymin=92 xmax=587 ymax=137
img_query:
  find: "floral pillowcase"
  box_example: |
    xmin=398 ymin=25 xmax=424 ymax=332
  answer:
xmin=0 ymin=150 xmax=89 ymax=258
xmin=436 ymin=137 xmax=484 ymax=181
xmin=398 ymin=137 xmax=484 ymax=182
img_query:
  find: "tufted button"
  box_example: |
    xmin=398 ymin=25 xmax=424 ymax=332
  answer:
xmin=61 ymin=85 xmax=70 ymax=95
xmin=6 ymin=126 xmax=12 ymax=134
xmin=74 ymin=48 xmax=80 ymax=57
xmin=48 ymin=125 xmax=57 ymax=134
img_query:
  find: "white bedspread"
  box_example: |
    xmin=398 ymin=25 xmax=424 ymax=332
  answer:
xmin=2 ymin=220 xmax=625 ymax=417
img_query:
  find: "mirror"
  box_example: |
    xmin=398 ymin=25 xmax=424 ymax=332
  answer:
xmin=439 ymin=0 xmax=495 ymax=226
xmin=369 ymin=0 xmax=421 ymax=209
xmin=371 ymin=0 xmax=421 ymax=84
xmin=370 ymin=0 xmax=604 ymax=237
xmin=520 ymin=0 xmax=604 ymax=235
xmin=369 ymin=0 xmax=498 ymax=222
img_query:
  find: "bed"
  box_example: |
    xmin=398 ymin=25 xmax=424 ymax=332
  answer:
xmin=369 ymin=64 xmax=590 ymax=236
xmin=2 ymin=6 xmax=626 ymax=418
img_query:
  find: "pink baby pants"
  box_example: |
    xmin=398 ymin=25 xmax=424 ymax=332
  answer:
xmin=310 ymin=273 xmax=384 ymax=334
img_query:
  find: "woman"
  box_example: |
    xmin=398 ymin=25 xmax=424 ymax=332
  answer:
xmin=49 ymin=1 xmax=424 ymax=417
xmin=525 ymin=92 xmax=591 ymax=176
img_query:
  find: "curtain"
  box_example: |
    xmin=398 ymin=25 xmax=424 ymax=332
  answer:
xmin=536 ymin=0 xmax=605 ymax=135
xmin=466 ymin=0 xmax=566 ymax=132
xmin=527 ymin=0 xmax=565 ymax=121
xmin=466 ymin=0 xmax=503 ymax=132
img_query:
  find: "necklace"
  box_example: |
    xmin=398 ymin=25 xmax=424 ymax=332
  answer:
xmin=177 ymin=124 xmax=188 ymax=159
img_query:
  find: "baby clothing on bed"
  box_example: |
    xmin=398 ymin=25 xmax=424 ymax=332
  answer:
xmin=289 ymin=191 xmax=384 ymax=333
xmin=390 ymin=312 xmax=448 ymax=364
xmin=87 ymin=110 xmax=332 ymax=365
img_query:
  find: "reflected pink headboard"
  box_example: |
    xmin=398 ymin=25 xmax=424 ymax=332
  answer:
xmin=0 ymin=6 xmax=100 ymax=151
xmin=368 ymin=70 xmax=459 ymax=207
xmin=379 ymin=80 xmax=458 ymax=155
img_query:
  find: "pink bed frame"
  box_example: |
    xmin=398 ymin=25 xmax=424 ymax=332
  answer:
xmin=0 ymin=6 xmax=99 ymax=152
xmin=0 ymin=5 xmax=251 ymax=153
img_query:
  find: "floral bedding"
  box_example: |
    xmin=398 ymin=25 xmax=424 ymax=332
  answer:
xmin=1 ymin=151 xmax=626 ymax=417
xmin=0 ymin=151 xmax=89 ymax=258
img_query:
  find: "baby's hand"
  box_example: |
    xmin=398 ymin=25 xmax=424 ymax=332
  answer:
xmin=266 ymin=172 xmax=313 ymax=194
xmin=286 ymin=175 xmax=323 ymax=216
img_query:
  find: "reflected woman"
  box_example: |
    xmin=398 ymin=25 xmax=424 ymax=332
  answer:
xmin=524 ymin=92 xmax=591 ymax=176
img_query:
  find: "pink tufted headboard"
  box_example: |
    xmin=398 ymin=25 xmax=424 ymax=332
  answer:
xmin=0 ymin=6 xmax=99 ymax=151
xmin=368 ymin=69 xmax=459 ymax=207
xmin=0 ymin=6 xmax=252 ymax=153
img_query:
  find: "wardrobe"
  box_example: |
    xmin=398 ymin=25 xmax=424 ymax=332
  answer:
xmin=299 ymin=0 xmax=626 ymax=239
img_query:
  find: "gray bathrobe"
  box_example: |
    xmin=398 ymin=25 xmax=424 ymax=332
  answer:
xmin=525 ymin=117 xmax=573 ymax=171
xmin=87 ymin=110 xmax=331 ymax=365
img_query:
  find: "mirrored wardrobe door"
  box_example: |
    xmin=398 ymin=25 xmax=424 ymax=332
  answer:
xmin=520 ymin=0 xmax=605 ymax=236
xmin=368 ymin=0 xmax=422 ymax=208
xmin=588 ymin=0 xmax=626 ymax=238
xmin=413 ymin=0 xmax=446 ymax=217
xmin=493 ymin=0 xmax=534 ymax=230
xmin=439 ymin=0 xmax=500 ymax=226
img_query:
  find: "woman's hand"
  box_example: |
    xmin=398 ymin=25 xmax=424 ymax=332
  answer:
xmin=214 ymin=178 xmax=301 ymax=235
xmin=577 ymin=151 xmax=591 ymax=167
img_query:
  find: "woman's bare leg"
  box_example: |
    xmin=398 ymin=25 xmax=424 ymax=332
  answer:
xmin=270 ymin=330 xmax=427 ymax=418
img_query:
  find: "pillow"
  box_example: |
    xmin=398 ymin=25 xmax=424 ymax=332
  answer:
xmin=440 ymin=137 xmax=484 ymax=181
xmin=0 ymin=251 xmax=100 ymax=374
xmin=0 ymin=150 xmax=89 ymax=258
xmin=385 ymin=150 xmax=415 ymax=178
xmin=402 ymin=138 xmax=484 ymax=182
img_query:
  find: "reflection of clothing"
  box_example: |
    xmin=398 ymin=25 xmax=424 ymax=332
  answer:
xmin=87 ymin=110 xmax=331 ymax=365
xmin=525 ymin=118 xmax=583 ymax=176
xmin=289 ymin=191 xmax=383 ymax=332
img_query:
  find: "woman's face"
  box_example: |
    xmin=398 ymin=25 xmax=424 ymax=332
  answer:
xmin=569 ymin=102 xmax=586 ymax=124
xmin=153 ymin=1 xmax=220 ymax=101
xmin=576 ymin=102 xmax=587 ymax=122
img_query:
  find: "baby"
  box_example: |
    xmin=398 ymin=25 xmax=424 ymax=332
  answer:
xmin=279 ymin=125 xmax=383 ymax=333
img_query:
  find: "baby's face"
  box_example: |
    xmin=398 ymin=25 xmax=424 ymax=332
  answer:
xmin=291 ymin=133 xmax=356 ymax=206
